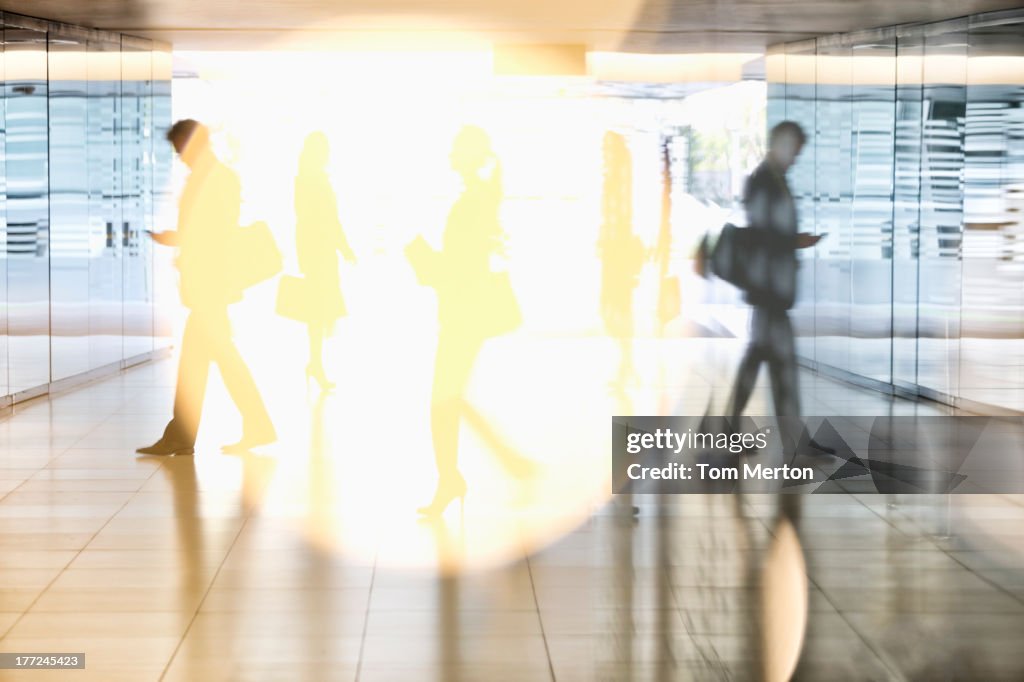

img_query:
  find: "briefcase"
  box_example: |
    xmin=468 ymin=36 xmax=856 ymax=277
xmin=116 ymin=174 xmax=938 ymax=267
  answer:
xmin=710 ymin=223 xmax=795 ymax=310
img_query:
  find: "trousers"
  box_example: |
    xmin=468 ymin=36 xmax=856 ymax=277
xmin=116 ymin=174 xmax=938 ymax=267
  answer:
xmin=161 ymin=308 xmax=273 ymax=446
xmin=728 ymin=306 xmax=800 ymax=420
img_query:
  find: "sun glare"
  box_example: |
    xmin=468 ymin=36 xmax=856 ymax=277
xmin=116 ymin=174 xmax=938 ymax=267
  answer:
xmin=161 ymin=46 xmax=762 ymax=569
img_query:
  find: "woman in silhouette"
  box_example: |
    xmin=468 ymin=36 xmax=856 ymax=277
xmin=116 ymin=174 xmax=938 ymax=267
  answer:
xmin=408 ymin=125 xmax=523 ymax=517
xmin=598 ymin=131 xmax=645 ymax=388
xmin=294 ymin=132 xmax=355 ymax=390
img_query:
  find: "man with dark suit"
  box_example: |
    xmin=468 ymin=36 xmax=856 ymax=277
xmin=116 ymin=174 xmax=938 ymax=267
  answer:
xmin=137 ymin=119 xmax=275 ymax=456
xmin=728 ymin=121 xmax=822 ymax=424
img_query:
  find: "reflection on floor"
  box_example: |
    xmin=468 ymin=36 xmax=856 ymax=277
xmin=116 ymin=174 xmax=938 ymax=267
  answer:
xmin=0 ymin=352 xmax=1022 ymax=681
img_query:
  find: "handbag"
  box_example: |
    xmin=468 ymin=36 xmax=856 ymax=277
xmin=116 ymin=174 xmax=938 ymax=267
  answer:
xmin=709 ymin=223 xmax=796 ymax=310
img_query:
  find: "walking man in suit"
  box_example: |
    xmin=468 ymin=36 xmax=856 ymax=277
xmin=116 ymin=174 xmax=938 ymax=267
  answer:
xmin=137 ymin=119 xmax=275 ymax=456
xmin=728 ymin=121 xmax=822 ymax=427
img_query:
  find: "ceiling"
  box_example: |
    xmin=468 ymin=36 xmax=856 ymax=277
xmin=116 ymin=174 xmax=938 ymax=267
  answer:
xmin=2 ymin=0 xmax=1022 ymax=51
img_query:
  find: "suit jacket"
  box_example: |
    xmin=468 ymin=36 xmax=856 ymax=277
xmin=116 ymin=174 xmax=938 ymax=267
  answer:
xmin=741 ymin=159 xmax=799 ymax=310
xmin=175 ymin=155 xmax=244 ymax=310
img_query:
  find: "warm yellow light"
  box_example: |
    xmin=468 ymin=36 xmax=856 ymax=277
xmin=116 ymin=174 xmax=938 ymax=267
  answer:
xmin=588 ymin=51 xmax=761 ymax=82
xmin=162 ymin=46 xmax=763 ymax=572
xmin=165 ymin=48 xmax=633 ymax=571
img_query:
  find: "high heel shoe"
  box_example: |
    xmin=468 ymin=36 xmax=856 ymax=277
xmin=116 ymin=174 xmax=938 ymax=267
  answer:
xmin=417 ymin=473 xmax=467 ymax=518
xmin=306 ymin=364 xmax=336 ymax=392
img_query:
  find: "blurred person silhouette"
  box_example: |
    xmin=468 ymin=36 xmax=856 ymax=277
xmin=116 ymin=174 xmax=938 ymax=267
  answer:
xmin=598 ymin=132 xmax=646 ymax=389
xmin=654 ymin=139 xmax=681 ymax=336
xmin=289 ymin=132 xmax=356 ymax=391
xmin=137 ymin=119 xmax=276 ymax=456
xmin=702 ymin=125 xmax=822 ymax=674
xmin=696 ymin=121 xmax=823 ymax=669
xmin=406 ymin=125 xmax=532 ymax=518
xmin=723 ymin=121 xmax=822 ymax=435
xmin=305 ymin=392 xmax=342 ymax=549
xmin=150 ymin=450 xmax=280 ymax=682
xmin=136 ymin=454 xmax=206 ymax=603
xmin=421 ymin=506 xmax=466 ymax=681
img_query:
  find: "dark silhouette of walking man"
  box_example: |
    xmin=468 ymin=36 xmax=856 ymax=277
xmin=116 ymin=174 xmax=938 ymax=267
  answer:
xmin=137 ymin=119 xmax=276 ymax=456
xmin=728 ymin=121 xmax=822 ymax=424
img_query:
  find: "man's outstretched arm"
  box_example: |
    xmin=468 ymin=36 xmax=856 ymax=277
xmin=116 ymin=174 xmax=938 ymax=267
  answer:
xmin=149 ymin=230 xmax=179 ymax=246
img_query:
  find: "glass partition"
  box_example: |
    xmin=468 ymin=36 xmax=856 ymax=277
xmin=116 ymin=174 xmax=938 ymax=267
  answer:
xmin=813 ymin=36 xmax=853 ymax=375
xmin=121 ymin=36 xmax=154 ymax=361
xmin=768 ymin=9 xmax=1024 ymax=411
xmin=48 ymin=27 xmax=91 ymax=381
xmin=785 ymin=41 xmax=818 ymax=364
xmin=152 ymin=44 xmax=174 ymax=351
xmin=962 ymin=9 xmax=1024 ymax=410
xmin=849 ymin=31 xmax=896 ymax=384
xmin=893 ymin=28 xmax=925 ymax=390
xmin=5 ymin=19 xmax=51 ymax=395
xmin=917 ymin=19 xmax=967 ymax=399
xmin=87 ymin=38 xmax=124 ymax=370
xmin=0 ymin=16 xmax=7 ymax=399
xmin=766 ymin=46 xmax=787 ymax=130
xmin=0 ymin=12 xmax=170 ymax=401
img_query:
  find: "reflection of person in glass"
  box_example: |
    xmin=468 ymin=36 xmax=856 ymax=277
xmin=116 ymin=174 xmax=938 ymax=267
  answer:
xmin=294 ymin=132 xmax=356 ymax=391
xmin=728 ymin=121 xmax=822 ymax=425
xmin=406 ymin=126 xmax=524 ymax=517
xmin=598 ymin=131 xmax=645 ymax=388
xmin=137 ymin=120 xmax=276 ymax=456
xmin=725 ymin=124 xmax=819 ymax=678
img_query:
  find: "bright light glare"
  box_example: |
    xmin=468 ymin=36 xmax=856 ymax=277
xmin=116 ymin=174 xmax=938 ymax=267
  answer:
xmin=163 ymin=48 xmax=763 ymax=570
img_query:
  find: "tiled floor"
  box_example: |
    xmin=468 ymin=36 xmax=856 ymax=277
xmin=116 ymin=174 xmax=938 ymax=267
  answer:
xmin=0 ymin=343 xmax=1022 ymax=681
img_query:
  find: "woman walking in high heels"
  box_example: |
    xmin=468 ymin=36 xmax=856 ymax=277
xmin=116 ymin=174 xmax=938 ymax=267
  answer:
xmin=294 ymin=132 xmax=356 ymax=391
xmin=406 ymin=125 xmax=523 ymax=517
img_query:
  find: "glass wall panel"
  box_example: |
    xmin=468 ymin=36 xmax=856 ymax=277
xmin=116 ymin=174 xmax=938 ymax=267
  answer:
xmin=772 ymin=9 xmax=1024 ymax=410
xmin=917 ymin=20 xmax=967 ymax=399
xmin=962 ymin=9 xmax=1024 ymax=410
xmin=5 ymin=20 xmax=50 ymax=395
xmin=152 ymin=44 xmax=175 ymax=350
xmin=48 ymin=29 xmax=90 ymax=381
xmin=785 ymin=42 xmax=819 ymax=363
xmin=0 ymin=12 xmax=168 ymax=401
xmin=813 ymin=37 xmax=853 ymax=375
xmin=87 ymin=38 xmax=123 ymax=370
xmin=766 ymin=46 xmax=787 ymax=130
xmin=121 ymin=37 xmax=154 ymax=360
xmin=849 ymin=33 xmax=896 ymax=383
xmin=0 ymin=16 xmax=7 ymax=399
xmin=893 ymin=29 xmax=925 ymax=390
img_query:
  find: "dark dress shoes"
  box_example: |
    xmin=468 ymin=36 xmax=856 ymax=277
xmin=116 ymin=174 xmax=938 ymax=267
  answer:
xmin=136 ymin=440 xmax=195 ymax=456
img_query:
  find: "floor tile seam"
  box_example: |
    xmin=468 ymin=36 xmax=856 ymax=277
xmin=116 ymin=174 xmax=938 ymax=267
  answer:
xmin=0 ymin=464 xmax=164 ymax=641
xmin=352 ymin=550 xmax=379 ymax=682
xmin=157 ymin=487 xmax=258 ymax=682
xmin=805 ymin=493 xmax=922 ymax=681
xmin=940 ymin=545 xmax=1024 ymax=608
xmin=524 ymin=553 xmax=557 ymax=682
